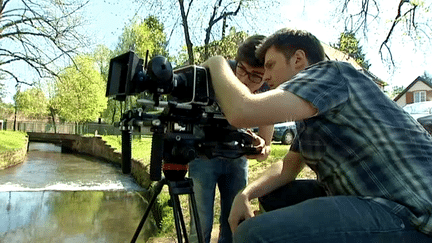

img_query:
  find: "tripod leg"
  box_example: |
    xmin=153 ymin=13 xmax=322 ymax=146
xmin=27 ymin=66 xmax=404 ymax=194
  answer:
xmin=170 ymin=193 xmax=185 ymax=243
xmin=189 ymin=191 xmax=205 ymax=243
xmin=170 ymin=193 xmax=190 ymax=243
xmin=131 ymin=179 xmax=166 ymax=243
xmin=170 ymin=179 xmax=205 ymax=243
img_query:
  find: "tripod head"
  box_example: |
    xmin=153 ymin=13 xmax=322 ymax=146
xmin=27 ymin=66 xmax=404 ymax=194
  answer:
xmin=118 ymin=99 xmax=258 ymax=181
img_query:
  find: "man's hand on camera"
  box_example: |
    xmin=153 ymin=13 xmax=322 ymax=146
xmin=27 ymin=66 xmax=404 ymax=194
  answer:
xmin=228 ymin=192 xmax=254 ymax=234
xmin=254 ymin=145 xmax=271 ymax=162
xmin=245 ymin=129 xmax=270 ymax=161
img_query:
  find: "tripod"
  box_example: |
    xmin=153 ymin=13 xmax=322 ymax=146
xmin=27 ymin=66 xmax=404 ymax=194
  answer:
xmin=131 ymin=177 xmax=205 ymax=243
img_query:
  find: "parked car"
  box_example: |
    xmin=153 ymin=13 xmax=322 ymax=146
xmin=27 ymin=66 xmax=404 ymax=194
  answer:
xmin=417 ymin=114 xmax=432 ymax=134
xmin=251 ymin=121 xmax=297 ymax=144
xmin=402 ymin=101 xmax=432 ymax=120
xmin=273 ymin=121 xmax=297 ymax=145
xmin=403 ymin=101 xmax=432 ymax=134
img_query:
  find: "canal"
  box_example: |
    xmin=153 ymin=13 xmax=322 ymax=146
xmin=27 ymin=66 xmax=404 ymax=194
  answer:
xmin=0 ymin=142 xmax=155 ymax=243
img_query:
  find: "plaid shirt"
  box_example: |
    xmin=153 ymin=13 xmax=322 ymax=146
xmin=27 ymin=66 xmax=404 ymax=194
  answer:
xmin=280 ymin=61 xmax=432 ymax=236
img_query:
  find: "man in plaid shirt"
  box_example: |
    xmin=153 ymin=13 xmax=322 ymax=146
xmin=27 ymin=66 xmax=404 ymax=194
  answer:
xmin=203 ymin=28 xmax=432 ymax=242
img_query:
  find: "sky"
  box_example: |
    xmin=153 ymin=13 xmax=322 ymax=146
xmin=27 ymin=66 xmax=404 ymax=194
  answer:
xmin=3 ymin=0 xmax=431 ymax=103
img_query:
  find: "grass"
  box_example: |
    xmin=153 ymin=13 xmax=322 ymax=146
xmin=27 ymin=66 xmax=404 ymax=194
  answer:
xmin=0 ymin=130 xmax=28 ymax=152
xmin=101 ymin=134 xmax=153 ymax=162
xmin=101 ymin=135 xmax=316 ymax=241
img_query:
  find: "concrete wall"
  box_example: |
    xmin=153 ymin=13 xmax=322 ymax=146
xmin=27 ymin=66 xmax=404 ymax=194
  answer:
xmin=71 ymin=136 xmax=152 ymax=188
xmin=0 ymin=137 xmax=28 ymax=170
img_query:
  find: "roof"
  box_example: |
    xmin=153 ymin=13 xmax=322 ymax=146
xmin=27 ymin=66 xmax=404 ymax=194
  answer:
xmin=321 ymin=43 xmax=386 ymax=87
xmin=393 ymin=76 xmax=432 ymax=102
xmin=322 ymin=43 xmax=363 ymax=69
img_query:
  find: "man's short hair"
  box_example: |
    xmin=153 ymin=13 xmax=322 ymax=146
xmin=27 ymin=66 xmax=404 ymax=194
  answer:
xmin=256 ymin=28 xmax=325 ymax=65
xmin=235 ymin=35 xmax=266 ymax=67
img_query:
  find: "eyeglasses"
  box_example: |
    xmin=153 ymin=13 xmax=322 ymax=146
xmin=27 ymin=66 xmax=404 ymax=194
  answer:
xmin=236 ymin=64 xmax=263 ymax=84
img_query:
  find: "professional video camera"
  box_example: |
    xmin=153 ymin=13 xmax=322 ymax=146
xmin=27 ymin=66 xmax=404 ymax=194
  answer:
xmin=106 ymin=51 xmax=258 ymax=242
xmin=106 ymin=51 xmax=258 ymax=180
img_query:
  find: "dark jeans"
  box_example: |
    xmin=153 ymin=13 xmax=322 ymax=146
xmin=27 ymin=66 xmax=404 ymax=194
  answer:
xmin=232 ymin=180 xmax=432 ymax=243
xmin=258 ymin=179 xmax=327 ymax=212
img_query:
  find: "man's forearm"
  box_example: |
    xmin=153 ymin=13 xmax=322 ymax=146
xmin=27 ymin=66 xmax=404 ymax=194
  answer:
xmin=258 ymin=125 xmax=274 ymax=146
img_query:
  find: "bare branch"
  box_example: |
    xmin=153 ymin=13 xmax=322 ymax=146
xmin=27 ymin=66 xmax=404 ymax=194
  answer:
xmin=0 ymin=0 xmax=88 ymax=86
xmin=0 ymin=68 xmax=33 ymax=86
xmin=379 ymin=0 xmax=416 ymax=64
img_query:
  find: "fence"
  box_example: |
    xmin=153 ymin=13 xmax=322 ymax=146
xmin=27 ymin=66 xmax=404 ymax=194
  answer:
xmin=2 ymin=120 xmax=151 ymax=135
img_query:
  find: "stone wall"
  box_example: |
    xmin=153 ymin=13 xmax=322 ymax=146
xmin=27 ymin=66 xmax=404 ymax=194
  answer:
xmin=71 ymin=136 xmax=152 ymax=188
xmin=0 ymin=137 xmax=29 ymax=170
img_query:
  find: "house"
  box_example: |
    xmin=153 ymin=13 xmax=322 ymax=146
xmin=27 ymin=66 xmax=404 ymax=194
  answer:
xmin=393 ymin=76 xmax=432 ymax=107
xmin=321 ymin=43 xmax=386 ymax=91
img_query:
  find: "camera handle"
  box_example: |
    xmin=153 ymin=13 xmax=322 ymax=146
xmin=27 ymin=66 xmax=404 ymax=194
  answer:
xmin=131 ymin=177 xmax=205 ymax=243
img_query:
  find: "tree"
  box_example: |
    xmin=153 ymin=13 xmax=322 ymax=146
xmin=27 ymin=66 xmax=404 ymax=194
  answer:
xmin=181 ymin=0 xmax=278 ymax=63
xmin=92 ymin=45 xmax=113 ymax=81
xmin=0 ymin=0 xmax=89 ymax=86
xmin=102 ymin=16 xmax=169 ymax=124
xmin=0 ymin=80 xmax=5 ymax=103
xmin=55 ymin=54 xmax=107 ymax=123
xmin=421 ymin=71 xmax=432 ymax=85
xmin=140 ymin=0 xmax=280 ymax=65
xmin=332 ymin=31 xmax=371 ymax=70
xmin=336 ymin=0 xmax=431 ymax=64
xmin=386 ymin=85 xmax=405 ymax=99
xmin=13 ymin=86 xmax=48 ymax=119
xmin=138 ymin=0 xmax=430 ymax=66
xmin=114 ymin=15 xmax=168 ymax=59
xmin=175 ymin=28 xmax=248 ymax=65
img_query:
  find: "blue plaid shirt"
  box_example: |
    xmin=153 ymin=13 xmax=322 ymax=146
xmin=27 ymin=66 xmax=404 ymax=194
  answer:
xmin=281 ymin=61 xmax=432 ymax=236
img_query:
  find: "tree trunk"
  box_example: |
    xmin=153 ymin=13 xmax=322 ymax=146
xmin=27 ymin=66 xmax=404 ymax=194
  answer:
xmin=178 ymin=0 xmax=194 ymax=64
xmin=49 ymin=107 xmax=57 ymax=133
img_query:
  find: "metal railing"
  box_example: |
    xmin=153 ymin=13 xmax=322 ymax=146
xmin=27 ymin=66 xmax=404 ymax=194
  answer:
xmin=2 ymin=120 xmax=150 ymax=135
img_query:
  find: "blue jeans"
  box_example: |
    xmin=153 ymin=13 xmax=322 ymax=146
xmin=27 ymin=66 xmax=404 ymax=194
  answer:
xmin=189 ymin=156 xmax=248 ymax=243
xmin=235 ymin=181 xmax=432 ymax=243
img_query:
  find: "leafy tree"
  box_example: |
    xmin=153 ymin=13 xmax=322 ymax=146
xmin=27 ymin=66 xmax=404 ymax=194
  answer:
xmin=114 ymin=15 xmax=168 ymax=59
xmin=386 ymin=85 xmax=405 ymax=99
xmin=93 ymin=45 xmax=113 ymax=81
xmin=102 ymin=16 xmax=168 ymax=124
xmin=332 ymin=31 xmax=371 ymax=70
xmin=175 ymin=28 xmax=248 ymax=65
xmin=55 ymin=55 xmax=107 ymax=123
xmin=421 ymin=71 xmax=432 ymax=85
xmin=13 ymin=87 xmax=48 ymax=119
xmin=0 ymin=0 xmax=89 ymax=86
xmin=0 ymin=101 xmax=13 ymax=120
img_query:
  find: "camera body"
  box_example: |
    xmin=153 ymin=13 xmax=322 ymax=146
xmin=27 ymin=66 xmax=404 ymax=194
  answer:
xmin=106 ymin=51 xmax=257 ymax=181
xmin=106 ymin=51 xmax=214 ymax=106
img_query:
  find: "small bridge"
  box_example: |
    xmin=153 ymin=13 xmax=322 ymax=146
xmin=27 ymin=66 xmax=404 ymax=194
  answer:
xmin=27 ymin=132 xmax=81 ymax=152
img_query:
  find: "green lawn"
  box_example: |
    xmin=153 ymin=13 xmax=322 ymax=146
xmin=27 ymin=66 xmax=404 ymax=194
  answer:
xmin=102 ymin=135 xmax=152 ymax=163
xmin=0 ymin=130 xmax=27 ymax=151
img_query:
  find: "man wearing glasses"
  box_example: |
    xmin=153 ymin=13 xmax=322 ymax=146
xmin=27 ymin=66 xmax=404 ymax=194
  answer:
xmin=235 ymin=59 xmax=267 ymax=93
xmin=189 ymin=35 xmax=274 ymax=243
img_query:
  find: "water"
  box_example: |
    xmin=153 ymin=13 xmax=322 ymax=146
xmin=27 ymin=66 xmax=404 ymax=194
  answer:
xmin=0 ymin=143 xmax=156 ymax=243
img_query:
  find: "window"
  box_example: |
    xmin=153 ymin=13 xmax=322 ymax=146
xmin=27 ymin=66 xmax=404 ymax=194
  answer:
xmin=414 ymin=91 xmax=426 ymax=103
